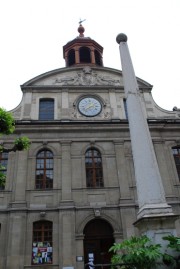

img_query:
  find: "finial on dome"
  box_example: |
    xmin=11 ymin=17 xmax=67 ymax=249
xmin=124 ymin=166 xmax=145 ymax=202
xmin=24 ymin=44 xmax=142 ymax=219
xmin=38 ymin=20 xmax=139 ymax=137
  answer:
xmin=78 ymin=19 xmax=86 ymax=37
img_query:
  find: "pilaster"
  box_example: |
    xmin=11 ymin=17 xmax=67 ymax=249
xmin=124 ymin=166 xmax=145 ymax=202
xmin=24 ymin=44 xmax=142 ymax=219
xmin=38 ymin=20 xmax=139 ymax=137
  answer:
xmin=75 ymin=234 xmax=84 ymax=269
xmin=114 ymin=140 xmax=131 ymax=200
xmin=61 ymin=141 xmax=73 ymax=203
xmin=153 ymin=140 xmax=176 ymax=200
xmin=11 ymin=150 xmax=28 ymax=208
xmin=109 ymin=90 xmax=119 ymax=119
xmin=6 ymin=212 xmax=27 ymax=268
xmin=60 ymin=210 xmax=75 ymax=269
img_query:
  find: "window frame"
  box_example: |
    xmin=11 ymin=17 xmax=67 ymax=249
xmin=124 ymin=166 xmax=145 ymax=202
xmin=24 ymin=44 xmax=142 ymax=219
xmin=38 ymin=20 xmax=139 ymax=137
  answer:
xmin=35 ymin=149 xmax=53 ymax=190
xmin=39 ymin=98 xmax=54 ymax=120
xmin=85 ymin=148 xmax=104 ymax=188
xmin=172 ymin=146 xmax=180 ymax=181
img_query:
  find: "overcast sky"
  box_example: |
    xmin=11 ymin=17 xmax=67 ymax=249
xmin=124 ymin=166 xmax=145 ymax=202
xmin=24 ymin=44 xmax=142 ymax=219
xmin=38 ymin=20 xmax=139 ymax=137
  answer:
xmin=0 ymin=0 xmax=179 ymax=111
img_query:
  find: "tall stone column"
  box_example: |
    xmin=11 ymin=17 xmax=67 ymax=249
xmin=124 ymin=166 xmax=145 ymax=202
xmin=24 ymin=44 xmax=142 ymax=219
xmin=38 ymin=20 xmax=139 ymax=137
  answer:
xmin=116 ymin=33 xmax=178 ymax=226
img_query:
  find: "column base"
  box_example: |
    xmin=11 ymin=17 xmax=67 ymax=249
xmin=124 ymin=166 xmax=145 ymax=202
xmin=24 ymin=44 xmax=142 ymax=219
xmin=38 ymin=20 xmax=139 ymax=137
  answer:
xmin=137 ymin=203 xmax=173 ymax=219
xmin=134 ymin=214 xmax=179 ymax=249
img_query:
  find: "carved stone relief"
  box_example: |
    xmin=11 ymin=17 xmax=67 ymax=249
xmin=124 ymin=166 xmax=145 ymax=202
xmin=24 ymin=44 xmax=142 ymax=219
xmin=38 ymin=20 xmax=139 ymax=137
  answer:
xmin=54 ymin=67 xmax=121 ymax=86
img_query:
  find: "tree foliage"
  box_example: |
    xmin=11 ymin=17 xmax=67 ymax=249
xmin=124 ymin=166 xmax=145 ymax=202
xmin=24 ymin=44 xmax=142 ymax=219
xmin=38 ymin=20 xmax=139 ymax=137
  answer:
xmin=0 ymin=167 xmax=6 ymax=187
xmin=0 ymin=108 xmax=15 ymax=135
xmin=0 ymin=108 xmax=31 ymax=187
xmin=162 ymin=235 xmax=180 ymax=268
xmin=14 ymin=137 xmax=31 ymax=151
xmin=109 ymin=235 xmax=162 ymax=269
xmin=163 ymin=235 xmax=180 ymax=252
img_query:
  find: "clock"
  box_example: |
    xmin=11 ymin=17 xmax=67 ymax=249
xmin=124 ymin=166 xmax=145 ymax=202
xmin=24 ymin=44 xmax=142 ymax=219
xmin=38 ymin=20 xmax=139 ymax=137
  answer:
xmin=78 ymin=97 xmax=102 ymax=117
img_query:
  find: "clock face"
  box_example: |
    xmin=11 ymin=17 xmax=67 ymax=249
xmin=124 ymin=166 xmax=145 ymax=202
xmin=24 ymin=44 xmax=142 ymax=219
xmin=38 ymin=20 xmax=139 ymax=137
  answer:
xmin=78 ymin=97 xmax=102 ymax=117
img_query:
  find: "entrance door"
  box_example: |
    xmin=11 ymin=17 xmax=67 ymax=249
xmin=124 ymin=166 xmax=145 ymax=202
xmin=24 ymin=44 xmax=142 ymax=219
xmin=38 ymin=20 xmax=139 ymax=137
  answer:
xmin=83 ymin=219 xmax=114 ymax=267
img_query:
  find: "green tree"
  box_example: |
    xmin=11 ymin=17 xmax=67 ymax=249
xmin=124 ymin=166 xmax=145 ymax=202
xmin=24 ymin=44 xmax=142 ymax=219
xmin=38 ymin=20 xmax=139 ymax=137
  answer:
xmin=0 ymin=108 xmax=31 ymax=187
xmin=0 ymin=107 xmax=15 ymax=135
xmin=109 ymin=235 xmax=162 ymax=269
xmin=162 ymin=235 xmax=180 ymax=268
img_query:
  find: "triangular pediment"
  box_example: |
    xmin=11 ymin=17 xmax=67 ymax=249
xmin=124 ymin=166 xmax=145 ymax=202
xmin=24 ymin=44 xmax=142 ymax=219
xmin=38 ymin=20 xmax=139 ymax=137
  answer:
xmin=21 ymin=66 xmax=152 ymax=89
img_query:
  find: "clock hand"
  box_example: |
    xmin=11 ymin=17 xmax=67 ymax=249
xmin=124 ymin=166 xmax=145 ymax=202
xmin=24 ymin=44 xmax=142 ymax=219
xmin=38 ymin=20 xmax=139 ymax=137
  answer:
xmin=85 ymin=103 xmax=94 ymax=110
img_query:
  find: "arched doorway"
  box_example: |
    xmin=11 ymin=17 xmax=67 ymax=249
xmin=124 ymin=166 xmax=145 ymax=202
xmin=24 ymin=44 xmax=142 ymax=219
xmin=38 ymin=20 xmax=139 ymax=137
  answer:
xmin=83 ymin=219 xmax=114 ymax=266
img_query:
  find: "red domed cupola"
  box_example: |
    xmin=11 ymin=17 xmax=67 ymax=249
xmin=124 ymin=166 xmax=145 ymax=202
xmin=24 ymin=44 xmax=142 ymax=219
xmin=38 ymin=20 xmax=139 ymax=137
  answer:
xmin=63 ymin=23 xmax=103 ymax=67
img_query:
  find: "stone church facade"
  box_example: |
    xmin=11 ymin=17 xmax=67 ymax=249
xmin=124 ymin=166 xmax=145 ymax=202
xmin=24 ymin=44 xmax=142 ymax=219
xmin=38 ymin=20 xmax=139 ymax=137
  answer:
xmin=0 ymin=25 xmax=180 ymax=269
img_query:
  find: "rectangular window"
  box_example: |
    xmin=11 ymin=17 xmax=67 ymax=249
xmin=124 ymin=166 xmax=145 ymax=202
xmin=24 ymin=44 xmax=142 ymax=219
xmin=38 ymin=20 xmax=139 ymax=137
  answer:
xmin=39 ymin=99 xmax=54 ymax=120
xmin=36 ymin=150 xmax=53 ymax=189
xmin=85 ymin=148 xmax=103 ymax=188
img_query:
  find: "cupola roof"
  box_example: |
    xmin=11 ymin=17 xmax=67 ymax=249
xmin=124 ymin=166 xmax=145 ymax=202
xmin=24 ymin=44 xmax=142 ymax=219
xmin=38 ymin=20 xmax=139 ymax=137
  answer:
xmin=63 ymin=23 xmax=103 ymax=67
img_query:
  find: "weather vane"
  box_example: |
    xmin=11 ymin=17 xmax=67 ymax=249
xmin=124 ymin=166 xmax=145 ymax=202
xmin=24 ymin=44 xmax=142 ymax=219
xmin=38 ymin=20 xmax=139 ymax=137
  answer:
xmin=79 ymin=18 xmax=86 ymax=25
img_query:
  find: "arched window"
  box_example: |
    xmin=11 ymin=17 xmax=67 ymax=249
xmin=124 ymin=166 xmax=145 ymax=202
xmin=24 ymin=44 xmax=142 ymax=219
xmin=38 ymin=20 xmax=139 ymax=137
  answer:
xmin=85 ymin=148 xmax=103 ymax=187
xmin=0 ymin=152 xmax=8 ymax=190
xmin=32 ymin=220 xmax=53 ymax=264
xmin=35 ymin=150 xmax=53 ymax=189
xmin=95 ymin=50 xmax=102 ymax=66
xmin=172 ymin=147 xmax=180 ymax=181
xmin=68 ymin=49 xmax=75 ymax=66
xmin=39 ymin=99 xmax=54 ymax=120
xmin=79 ymin=47 xmax=91 ymax=63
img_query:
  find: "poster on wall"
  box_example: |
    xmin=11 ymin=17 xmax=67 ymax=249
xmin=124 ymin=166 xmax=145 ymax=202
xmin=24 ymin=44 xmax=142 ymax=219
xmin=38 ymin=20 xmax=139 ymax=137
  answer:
xmin=88 ymin=253 xmax=94 ymax=269
xmin=32 ymin=242 xmax=52 ymax=264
